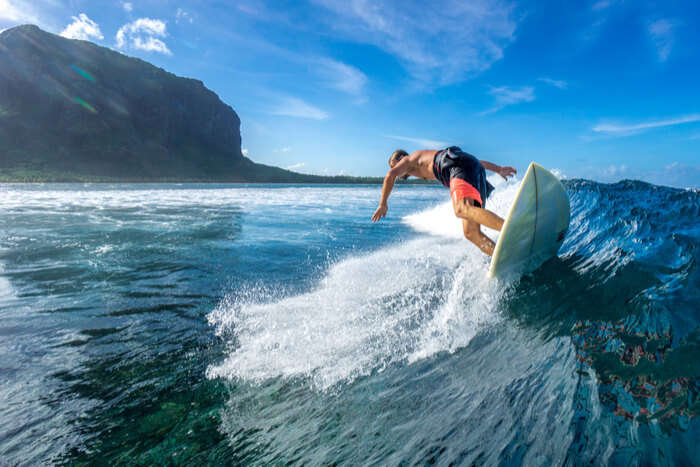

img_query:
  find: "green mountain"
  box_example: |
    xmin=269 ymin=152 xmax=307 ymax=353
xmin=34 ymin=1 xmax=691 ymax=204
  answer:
xmin=0 ymin=24 xmax=379 ymax=183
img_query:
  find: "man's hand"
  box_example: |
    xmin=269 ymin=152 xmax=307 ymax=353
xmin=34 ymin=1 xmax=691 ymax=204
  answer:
xmin=497 ymin=166 xmax=517 ymax=181
xmin=372 ymin=204 xmax=388 ymax=222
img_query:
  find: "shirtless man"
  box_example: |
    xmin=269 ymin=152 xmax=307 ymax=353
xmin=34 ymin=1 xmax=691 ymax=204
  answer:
xmin=371 ymin=146 xmax=516 ymax=256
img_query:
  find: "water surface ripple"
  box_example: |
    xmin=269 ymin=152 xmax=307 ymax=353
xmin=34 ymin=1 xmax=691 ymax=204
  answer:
xmin=0 ymin=181 xmax=698 ymax=465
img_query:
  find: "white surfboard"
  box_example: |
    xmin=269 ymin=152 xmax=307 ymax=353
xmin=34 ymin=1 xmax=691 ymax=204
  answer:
xmin=488 ymin=162 xmax=570 ymax=279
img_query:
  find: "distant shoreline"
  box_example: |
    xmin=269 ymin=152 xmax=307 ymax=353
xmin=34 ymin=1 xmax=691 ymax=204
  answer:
xmin=0 ymin=172 xmax=437 ymax=185
xmin=0 ymin=180 xmax=438 ymax=185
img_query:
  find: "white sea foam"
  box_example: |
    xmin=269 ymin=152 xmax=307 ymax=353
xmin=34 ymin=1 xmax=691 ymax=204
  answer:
xmin=402 ymin=174 xmax=519 ymax=239
xmin=207 ymin=175 xmax=522 ymax=389
xmin=94 ymin=245 xmax=115 ymax=255
xmin=0 ymin=180 xmax=521 ymax=389
xmin=0 ymin=185 xmax=393 ymax=211
xmin=0 ymin=262 xmax=14 ymax=303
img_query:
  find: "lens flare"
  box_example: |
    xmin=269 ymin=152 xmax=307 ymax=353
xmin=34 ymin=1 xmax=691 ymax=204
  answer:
xmin=73 ymin=97 xmax=97 ymax=113
xmin=70 ymin=64 xmax=95 ymax=82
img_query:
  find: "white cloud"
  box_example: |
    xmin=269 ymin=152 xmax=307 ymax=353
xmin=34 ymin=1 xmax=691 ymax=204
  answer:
xmin=286 ymin=162 xmax=306 ymax=170
xmin=660 ymin=163 xmax=700 ymax=189
xmin=116 ymin=18 xmax=171 ymax=55
xmin=481 ymin=85 xmax=535 ymax=114
xmin=60 ymin=13 xmax=103 ymax=41
xmin=0 ymin=0 xmax=39 ymax=24
xmin=384 ymin=134 xmax=448 ymax=148
xmin=550 ymin=168 xmax=567 ymax=179
xmin=648 ymin=19 xmax=675 ymax=62
xmin=537 ymin=77 xmax=567 ymax=89
xmin=176 ymin=8 xmax=193 ymax=24
xmin=592 ymin=114 xmax=700 ymax=135
xmin=122 ymin=2 xmax=133 ymax=13
xmin=578 ymin=164 xmax=628 ymax=183
xmin=312 ymin=0 xmax=517 ymax=86
xmin=603 ymin=164 xmax=627 ymax=177
xmin=271 ymin=96 xmax=328 ymax=120
xmin=317 ymin=58 xmax=367 ymax=95
xmin=242 ymin=148 xmax=249 ymax=156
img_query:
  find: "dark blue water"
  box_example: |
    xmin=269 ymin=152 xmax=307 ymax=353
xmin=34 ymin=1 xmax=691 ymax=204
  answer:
xmin=0 ymin=180 xmax=698 ymax=465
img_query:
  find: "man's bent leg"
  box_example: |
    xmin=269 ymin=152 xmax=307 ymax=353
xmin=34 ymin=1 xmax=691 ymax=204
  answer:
xmin=462 ymin=219 xmax=495 ymax=256
xmin=453 ymin=197 xmax=504 ymax=232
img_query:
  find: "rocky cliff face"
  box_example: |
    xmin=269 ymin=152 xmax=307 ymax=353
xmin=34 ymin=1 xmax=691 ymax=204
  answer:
xmin=0 ymin=25 xmax=251 ymax=181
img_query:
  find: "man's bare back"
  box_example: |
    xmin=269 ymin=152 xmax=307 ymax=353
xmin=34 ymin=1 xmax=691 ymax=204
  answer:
xmin=399 ymin=150 xmax=439 ymax=181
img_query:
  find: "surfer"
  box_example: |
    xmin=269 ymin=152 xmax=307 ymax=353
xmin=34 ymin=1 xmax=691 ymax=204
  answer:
xmin=371 ymin=146 xmax=516 ymax=256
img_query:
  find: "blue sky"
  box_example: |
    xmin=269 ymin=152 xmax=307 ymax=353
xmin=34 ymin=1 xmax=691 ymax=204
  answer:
xmin=1 ymin=0 xmax=699 ymax=187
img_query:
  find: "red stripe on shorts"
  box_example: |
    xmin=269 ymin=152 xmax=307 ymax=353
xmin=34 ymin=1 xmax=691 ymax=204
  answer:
xmin=450 ymin=178 xmax=482 ymax=206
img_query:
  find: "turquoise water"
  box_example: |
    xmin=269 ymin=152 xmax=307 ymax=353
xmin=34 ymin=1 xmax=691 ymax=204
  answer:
xmin=0 ymin=179 xmax=698 ymax=465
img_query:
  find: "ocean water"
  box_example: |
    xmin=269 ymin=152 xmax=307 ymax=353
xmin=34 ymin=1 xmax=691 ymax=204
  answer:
xmin=0 ymin=178 xmax=698 ymax=465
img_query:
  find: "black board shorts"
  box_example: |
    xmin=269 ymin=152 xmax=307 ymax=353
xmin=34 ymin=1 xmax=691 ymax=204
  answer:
xmin=432 ymin=146 xmax=495 ymax=207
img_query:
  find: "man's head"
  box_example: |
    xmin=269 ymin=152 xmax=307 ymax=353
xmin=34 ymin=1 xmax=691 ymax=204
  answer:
xmin=388 ymin=149 xmax=408 ymax=168
xmin=388 ymin=149 xmax=409 ymax=179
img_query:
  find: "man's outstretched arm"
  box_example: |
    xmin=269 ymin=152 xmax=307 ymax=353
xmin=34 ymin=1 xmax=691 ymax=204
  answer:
xmin=480 ymin=160 xmax=517 ymax=181
xmin=372 ymin=160 xmax=409 ymax=221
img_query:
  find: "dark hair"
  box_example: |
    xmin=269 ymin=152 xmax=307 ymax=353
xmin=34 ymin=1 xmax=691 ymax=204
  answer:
xmin=389 ymin=149 xmax=408 ymax=166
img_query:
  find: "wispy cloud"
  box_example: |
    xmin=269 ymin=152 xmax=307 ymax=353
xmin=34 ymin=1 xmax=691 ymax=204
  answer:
xmin=316 ymin=58 xmax=367 ymax=95
xmin=384 ymin=134 xmax=448 ymax=148
xmin=657 ymin=163 xmax=700 ymax=188
xmin=60 ymin=13 xmax=103 ymax=41
xmin=202 ymin=30 xmax=367 ymax=99
xmin=537 ymin=77 xmax=567 ymax=89
xmin=591 ymin=0 xmax=624 ymax=13
xmin=237 ymin=3 xmax=257 ymax=15
xmin=582 ymin=0 xmax=621 ymax=42
xmin=592 ymin=114 xmax=700 ymax=135
xmin=0 ymin=0 xmax=40 ymax=24
xmin=648 ymin=19 xmax=675 ymax=62
xmin=481 ymin=85 xmax=535 ymax=115
xmin=286 ymin=162 xmax=306 ymax=170
xmin=312 ymin=0 xmax=517 ymax=86
xmin=116 ymin=18 xmax=172 ymax=55
xmin=271 ymin=96 xmax=329 ymax=120
xmin=176 ymin=8 xmax=193 ymax=24
xmin=576 ymin=163 xmax=629 ymax=183
xmin=122 ymin=2 xmax=133 ymax=13
xmin=591 ymin=1 xmax=611 ymax=11
xmin=603 ymin=164 xmax=627 ymax=177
